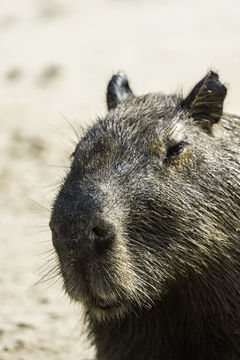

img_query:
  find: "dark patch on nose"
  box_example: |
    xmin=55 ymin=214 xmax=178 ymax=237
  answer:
xmin=50 ymin=199 xmax=115 ymax=256
xmin=90 ymin=223 xmax=115 ymax=253
xmin=49 ymin=220 xmax=79 ymax=253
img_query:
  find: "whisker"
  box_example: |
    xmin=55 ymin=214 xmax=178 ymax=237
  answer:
xmin=57 ymin=111 xmax=81 ymax=143
xmin=31 ymin=199 xmax=50 ymax=213
xmin=48 ymin=123 xmax=78 ymax=147
xmin=28 ymin=229 xmax=51 ymax=235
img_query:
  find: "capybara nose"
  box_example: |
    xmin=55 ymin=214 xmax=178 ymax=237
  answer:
xmin=50 ymin=214 xmax=115 ymax=254
xmin=89 ymin=223 xmax=115 ymax=252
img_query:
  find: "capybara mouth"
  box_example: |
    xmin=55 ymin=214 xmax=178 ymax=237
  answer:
xmin=89 ymin=296 xmax=122 ymax=311
xmin=60 ymin=270 xmax=123 ymax=313
xmin=86 ymin=296 xmax=127 ymax=321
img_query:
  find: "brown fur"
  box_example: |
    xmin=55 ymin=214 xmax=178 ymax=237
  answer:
xmin=50 ymin=71 xmax=240 ymax=359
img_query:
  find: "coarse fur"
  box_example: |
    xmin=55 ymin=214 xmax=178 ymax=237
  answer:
xmin=50 ymin=71 xmax=240 ymax=359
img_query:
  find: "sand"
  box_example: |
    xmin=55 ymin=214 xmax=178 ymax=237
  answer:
xmin=1 ymin=0 xmax=240 ymax=359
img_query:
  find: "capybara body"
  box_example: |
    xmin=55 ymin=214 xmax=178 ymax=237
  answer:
xmin=50 ymin=71 xmax=240 ymax=359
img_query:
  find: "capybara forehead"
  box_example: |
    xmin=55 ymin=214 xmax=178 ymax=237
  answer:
xmin=75 ymin=93 xmax=184 ymax=156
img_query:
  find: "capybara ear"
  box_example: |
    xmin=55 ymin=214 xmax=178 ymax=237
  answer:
xmin=181 ymin=71 xmax=227 ymax=132
xmin=107 ymin=72 xmax=134 ymax=110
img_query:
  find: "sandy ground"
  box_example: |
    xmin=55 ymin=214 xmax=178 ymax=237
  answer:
xmin=0 ymin=0 xmax=240 ymax=359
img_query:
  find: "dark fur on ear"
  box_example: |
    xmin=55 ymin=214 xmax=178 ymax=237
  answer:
xmin=181 ymin=71 xmax=227 ymax=132
xmin=107 ymin=72 xmax=134 ymax=110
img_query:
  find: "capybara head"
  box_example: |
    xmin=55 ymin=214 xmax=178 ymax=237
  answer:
xmin=50 ymin=71 xmax=240 ymax=324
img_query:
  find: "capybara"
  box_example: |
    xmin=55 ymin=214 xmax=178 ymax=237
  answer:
xmin=50 ymin=71 xmax=240 ymax=360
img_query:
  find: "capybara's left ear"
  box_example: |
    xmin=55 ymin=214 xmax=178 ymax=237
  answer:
xmin=181 ymin=71 xmax=227 ymax=132
xmin=107 ymin=72 xmax=134 ymax=110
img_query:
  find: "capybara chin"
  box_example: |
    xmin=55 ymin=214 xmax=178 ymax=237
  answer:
xmin=50 ymin=71 xmax=240 ymax=360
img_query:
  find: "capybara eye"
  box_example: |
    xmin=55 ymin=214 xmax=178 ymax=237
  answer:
xmin=165 ymin=141 xmax=187 ymax=160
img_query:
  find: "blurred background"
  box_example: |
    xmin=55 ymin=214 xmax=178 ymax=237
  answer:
xmin=0 ymin=0 xmax=240 ymax=359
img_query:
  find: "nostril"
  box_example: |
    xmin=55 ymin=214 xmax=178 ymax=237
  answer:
xmin=92 ymin=226 xmax=106 ymax=239
xmin=90 ymin=224 xmax=115 ymax=251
